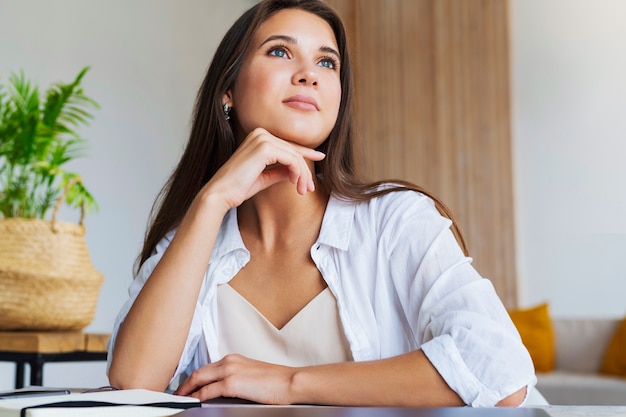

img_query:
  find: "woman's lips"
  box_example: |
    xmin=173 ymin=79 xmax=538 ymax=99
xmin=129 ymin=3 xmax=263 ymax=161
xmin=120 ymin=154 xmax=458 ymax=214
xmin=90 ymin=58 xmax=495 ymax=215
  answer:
xmin=283 ymin=95 xmax=319 ymax=111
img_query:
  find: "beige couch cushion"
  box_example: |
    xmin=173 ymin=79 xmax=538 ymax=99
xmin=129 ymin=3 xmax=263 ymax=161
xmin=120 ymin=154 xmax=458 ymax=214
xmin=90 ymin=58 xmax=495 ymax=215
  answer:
xmin=537 ymin=371 xmax=626 ymax=405
xmin=553 ymin=318 xmax=619 ymax=373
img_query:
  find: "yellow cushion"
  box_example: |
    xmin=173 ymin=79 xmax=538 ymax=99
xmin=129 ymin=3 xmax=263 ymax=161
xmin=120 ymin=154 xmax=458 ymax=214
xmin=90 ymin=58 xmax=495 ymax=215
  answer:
xmin=600 ymin=316 xmax=626 ymax=377
xmin=508 ymin=303 xmax=555 ymax=372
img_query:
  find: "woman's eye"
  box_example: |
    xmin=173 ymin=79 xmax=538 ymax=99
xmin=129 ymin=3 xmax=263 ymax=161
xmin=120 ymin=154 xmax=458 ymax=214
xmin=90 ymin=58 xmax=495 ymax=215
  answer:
xmin=268 ymin=47 xmax=288 ymax=58
xmin=319 ymin=57 xmax=337 ymax=70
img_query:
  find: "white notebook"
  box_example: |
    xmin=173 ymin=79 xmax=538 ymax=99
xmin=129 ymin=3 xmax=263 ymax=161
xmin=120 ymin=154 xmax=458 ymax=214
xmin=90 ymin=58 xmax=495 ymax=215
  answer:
xmin=0 ymin=389 xmax=200 ymax=417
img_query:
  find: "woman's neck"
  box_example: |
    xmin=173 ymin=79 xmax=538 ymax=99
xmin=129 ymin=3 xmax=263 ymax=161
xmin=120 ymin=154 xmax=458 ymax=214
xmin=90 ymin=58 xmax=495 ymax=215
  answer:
xmin=237 ymin=180 xmax=329 ymax=251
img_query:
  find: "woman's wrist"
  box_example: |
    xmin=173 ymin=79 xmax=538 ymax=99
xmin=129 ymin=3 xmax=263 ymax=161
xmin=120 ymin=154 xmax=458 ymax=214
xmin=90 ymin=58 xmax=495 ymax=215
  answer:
xmin=288 ymin=364 xmax=344 ymax=406
xmin=192 ymin=185 xmax=233 ymax=218
xmin=288 ymin=366 xmax=312 ymax=405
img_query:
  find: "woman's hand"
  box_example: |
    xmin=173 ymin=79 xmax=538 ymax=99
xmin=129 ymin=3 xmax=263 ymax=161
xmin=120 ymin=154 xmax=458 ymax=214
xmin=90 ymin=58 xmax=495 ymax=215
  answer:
xmin=203 ymin=128 xmax=326 ymax=211
xmin=174 ymin=354 xmax=296 ymax=404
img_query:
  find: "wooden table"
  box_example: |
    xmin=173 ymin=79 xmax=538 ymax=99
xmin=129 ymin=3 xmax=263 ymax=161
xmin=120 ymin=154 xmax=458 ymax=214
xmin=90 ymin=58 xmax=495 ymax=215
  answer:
xmin=0 ymin=331 xmax=109 ymax=388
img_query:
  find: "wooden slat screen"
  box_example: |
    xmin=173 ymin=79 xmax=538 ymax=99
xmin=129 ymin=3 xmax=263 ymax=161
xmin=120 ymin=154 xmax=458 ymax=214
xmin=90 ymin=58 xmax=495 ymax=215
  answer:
xmin=326 ymin=0 xmax=517 ymax=307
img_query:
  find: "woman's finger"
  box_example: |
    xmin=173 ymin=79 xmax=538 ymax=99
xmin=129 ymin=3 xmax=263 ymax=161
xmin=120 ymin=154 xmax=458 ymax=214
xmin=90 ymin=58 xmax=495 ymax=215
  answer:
xmin=207 ymin=128 xmax=325 ymax=206
xmin=175 ymin=364 xmax=223 ymax=396
xmin=189 ymin=380 xmax=230 ymax=401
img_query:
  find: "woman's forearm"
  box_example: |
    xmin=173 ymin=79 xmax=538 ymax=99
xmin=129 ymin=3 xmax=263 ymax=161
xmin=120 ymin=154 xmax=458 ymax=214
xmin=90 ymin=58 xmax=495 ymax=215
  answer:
xmin=289 ymin=350 xmax=464 ymax=406
xmin=291 ymin=350 xmax=526 ymax=407
xmin=109 ymin=192 xmax=229 ymax=390
xmin=177 ymin=350 xmax=525 ymax=407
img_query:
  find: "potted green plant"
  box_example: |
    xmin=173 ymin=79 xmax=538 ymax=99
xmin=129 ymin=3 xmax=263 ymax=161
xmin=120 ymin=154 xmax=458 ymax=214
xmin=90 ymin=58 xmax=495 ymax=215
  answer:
xmin=0 ymin=67 xmax=104 ymax=330
xmin=0 ymin=66 xmax=98 ymax=217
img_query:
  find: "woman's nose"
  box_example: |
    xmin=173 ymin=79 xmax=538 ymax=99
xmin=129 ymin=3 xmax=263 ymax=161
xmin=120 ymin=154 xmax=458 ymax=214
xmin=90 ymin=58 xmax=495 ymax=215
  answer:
xmin=292 ymin=65 xmax=319 ymax=87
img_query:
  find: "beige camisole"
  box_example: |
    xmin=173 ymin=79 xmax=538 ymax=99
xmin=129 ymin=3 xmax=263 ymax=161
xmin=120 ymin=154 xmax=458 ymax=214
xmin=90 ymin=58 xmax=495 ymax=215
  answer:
xmin=216 ymin=284 xmax=353 ymax=366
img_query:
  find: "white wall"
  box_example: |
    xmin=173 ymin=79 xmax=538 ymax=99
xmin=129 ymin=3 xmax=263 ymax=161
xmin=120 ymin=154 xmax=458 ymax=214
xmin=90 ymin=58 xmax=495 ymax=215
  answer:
xmin=0 ymin=0 xmax=255 ymax=390
xmin=1 ymin=0 xmax=625 ymax=390
xmin=511 ymin=0 xmax=626 ymax=319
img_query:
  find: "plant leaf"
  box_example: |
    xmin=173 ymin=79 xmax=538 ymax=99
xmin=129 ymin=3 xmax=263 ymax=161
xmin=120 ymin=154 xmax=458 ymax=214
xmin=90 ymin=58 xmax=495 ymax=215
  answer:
xmin=0 ymin=67 xmax=99 ymax=219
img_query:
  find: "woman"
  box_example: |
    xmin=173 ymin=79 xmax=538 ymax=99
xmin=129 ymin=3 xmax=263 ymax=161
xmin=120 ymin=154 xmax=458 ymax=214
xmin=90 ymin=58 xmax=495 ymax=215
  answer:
xmin=107 ymin=0 xmax=535 ymax=407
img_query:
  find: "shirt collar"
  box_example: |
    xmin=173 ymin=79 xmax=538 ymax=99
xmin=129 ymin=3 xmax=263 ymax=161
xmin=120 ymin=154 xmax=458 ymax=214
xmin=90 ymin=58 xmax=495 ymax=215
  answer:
xmin=316 ymin=194 xmax=356 ymax=251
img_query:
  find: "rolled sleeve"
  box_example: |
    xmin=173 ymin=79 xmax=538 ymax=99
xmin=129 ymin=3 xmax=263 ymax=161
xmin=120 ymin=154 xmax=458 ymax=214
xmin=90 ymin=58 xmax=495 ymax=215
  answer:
xmin=421 ymin=297 xmax=536 ymax=406
xmin=415 ymin=249 xmax=536 ymax=406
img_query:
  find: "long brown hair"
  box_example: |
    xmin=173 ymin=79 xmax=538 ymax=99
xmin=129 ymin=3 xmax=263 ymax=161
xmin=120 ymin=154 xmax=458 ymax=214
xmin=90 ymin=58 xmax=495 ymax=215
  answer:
xmin=137 ymin=0 xmax=467 ymax=273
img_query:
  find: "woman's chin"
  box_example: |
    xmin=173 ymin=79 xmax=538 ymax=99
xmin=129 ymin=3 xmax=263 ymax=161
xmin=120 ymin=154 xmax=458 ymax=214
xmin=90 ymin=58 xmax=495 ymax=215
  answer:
xmin=267 ymin=127 xmax=329 ymax=149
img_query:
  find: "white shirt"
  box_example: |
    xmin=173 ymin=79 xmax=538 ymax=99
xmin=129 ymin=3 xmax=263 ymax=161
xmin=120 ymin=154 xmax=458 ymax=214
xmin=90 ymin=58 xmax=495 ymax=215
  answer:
xmin=107 ymin=189 xmax=536 ymax=407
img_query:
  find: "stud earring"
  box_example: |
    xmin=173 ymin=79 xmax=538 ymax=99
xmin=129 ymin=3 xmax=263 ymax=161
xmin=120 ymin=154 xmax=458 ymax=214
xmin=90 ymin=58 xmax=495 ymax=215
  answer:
xmin=223 ymin=103 xmax=231 ymax=121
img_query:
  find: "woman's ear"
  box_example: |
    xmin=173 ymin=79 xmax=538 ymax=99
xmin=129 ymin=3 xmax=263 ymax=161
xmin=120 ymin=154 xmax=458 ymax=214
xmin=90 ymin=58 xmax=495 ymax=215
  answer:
xmin=222 ymin=91 xmax=233 ymax=108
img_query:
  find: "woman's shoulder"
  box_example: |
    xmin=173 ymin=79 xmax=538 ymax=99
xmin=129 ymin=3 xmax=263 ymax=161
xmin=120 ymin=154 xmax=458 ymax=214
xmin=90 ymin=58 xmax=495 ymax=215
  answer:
xmin=331 ymin=182 xmax=457 ymax=257
xmin=354 ymin=182 xmax=439 ymax=216
xmin=329 ymin=181 xmax=450 ymax=238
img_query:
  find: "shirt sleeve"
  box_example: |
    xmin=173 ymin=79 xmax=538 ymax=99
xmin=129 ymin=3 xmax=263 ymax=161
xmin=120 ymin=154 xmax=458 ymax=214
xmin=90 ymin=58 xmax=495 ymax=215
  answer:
xmin=106 ymin=230 xmax=205 ymax=387
xmin=381 ymin=191 xmax=536 ymax=407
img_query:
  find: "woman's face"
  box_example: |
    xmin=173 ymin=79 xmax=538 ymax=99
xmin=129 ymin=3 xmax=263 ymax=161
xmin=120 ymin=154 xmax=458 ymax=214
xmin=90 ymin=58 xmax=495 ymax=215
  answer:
xmin=227 ymin=8 xmax=342 ymax=148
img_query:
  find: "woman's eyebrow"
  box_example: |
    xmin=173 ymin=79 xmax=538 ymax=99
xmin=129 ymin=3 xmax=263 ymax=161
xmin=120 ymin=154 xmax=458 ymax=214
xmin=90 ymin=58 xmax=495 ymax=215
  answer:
xmin=261 ymin=34 xmax=297 ymax=46
xmin=260 ymin=34 xmax=341 ymax=60
xmin=320 ymin=45 xmax=341 ymax=60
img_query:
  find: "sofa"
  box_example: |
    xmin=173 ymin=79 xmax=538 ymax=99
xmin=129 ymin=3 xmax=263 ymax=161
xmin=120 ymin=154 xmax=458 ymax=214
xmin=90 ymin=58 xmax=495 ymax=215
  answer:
xmin=535 ymin=318 xmax=626 ymax=405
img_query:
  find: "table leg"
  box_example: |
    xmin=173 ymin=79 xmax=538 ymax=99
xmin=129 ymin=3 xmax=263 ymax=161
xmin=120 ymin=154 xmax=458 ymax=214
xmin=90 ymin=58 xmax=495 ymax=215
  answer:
xmin=30 ymin=357 xmax=44 ymax=386
xmin=15 ymin=361 xmax=25 ymax=389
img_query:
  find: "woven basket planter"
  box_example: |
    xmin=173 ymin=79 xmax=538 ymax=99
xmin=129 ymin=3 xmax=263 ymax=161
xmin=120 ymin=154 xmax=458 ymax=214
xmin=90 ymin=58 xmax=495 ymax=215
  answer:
xmin=0 ymin=196 xmax=103 ymax=330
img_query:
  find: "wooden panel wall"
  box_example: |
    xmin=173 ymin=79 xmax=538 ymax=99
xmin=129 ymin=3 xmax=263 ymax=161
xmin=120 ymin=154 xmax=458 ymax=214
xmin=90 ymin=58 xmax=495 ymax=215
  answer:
xmin=326 ymin=0 xmax=517 ymax=307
